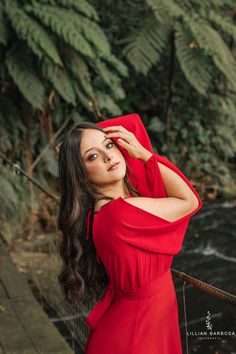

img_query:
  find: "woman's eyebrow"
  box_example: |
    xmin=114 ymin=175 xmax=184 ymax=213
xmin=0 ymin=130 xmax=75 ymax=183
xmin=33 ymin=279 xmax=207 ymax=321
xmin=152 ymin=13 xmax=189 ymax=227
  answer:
xmin=83 ymin=137 xmax=111 ymax=156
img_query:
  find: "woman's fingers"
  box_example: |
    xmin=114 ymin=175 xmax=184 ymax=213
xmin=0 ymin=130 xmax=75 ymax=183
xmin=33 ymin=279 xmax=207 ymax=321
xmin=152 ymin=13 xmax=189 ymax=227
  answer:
xmin=103 ymin=126 xmax=134 ymax=142
xmin=103 ymin=125 xmax=146 ymax=159
xmin=103 ymin=125 xmax=130 ymax=135
xmin=104 ymin=131 xmax=133 ymax=142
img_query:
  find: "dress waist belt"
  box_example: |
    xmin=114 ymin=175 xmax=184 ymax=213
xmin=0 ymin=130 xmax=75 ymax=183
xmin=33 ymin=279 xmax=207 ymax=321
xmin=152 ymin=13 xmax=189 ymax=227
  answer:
xmin=85 ymin=269 xmax=172 ymax=331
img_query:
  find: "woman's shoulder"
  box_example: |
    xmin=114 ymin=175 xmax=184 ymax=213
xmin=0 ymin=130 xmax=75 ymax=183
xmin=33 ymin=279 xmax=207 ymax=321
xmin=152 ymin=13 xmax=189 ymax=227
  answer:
xmin=94 ymin=199 xmax=113 ymax=213
xmin=94 ymin=192 xmax=136 ymax=213
xmin=94 ymin=197 xmax=121 ymax=214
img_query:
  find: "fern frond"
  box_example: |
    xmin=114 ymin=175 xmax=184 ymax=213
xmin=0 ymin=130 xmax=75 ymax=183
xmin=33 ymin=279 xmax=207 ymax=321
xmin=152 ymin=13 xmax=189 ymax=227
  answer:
xmin=58 ymin=0 xmax=99 ymax=21
xmin=73 ymin=82 xmax=93 ymax=110
xmin=42 ymin=59 xmax=76 ymax=106
xmin=175 ymin=22 xmax=212 ymax=95
xmin=208 ymin=10 xmax=236 ymax=42
xmin=100 ymin=54 xmax=129 ymax=78
xmin=72 ymin=14 xmax=111 ymax=56
xmin=24 ymin=4 xmax=96 ymax=58
xmin=186 ymin=16 xmax=236 ymax=91
xmin=0 ymin=95 xmax=25 ymax=153
xmin=5 ymin=3 xmax=62 ymax=65
xmin=199 ymin=0 xmax=235 ymax=8
xmin=95 ymin=91 xmax=122 ymax=116
xmin=0 ymin=5 xmax=9 ymax=45
xmin=146 ymin=0 xmax=184 ymax=24
xmin=122 ymin=17 xmax=170 ymax=74
xmin=93 ymin=58 xmax=125 ymax=100
xmin=5 ymin=50 xmax=45 ymax=110
xmin=65 ymin=50 xmax=95 ymax=98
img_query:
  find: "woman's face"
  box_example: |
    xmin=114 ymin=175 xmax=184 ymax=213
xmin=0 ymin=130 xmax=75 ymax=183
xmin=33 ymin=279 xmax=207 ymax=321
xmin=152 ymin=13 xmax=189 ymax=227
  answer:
xmin=80 ymin=128 xmax=127 ymax=187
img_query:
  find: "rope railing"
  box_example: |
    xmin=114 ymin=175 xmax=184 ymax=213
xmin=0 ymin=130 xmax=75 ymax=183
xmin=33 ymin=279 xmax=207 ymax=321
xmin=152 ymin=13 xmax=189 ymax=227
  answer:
xmin=1 ymin=151 xmax=236 ymax=306
xmin=171 ymin=268 xmax=236 ymax=305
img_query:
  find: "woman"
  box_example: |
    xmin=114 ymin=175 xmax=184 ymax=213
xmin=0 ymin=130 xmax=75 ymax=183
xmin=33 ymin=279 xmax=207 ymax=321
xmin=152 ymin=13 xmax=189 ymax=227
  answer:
xmin=57 ymin=113 xmax=202 ymax=354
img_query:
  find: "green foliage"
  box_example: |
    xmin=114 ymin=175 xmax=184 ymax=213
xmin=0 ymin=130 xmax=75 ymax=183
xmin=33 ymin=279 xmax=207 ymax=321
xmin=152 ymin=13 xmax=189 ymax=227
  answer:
xmin=175 ymin=22 xmax=212 ymax=95
xmin=1 ymin=0 xmax=236 ymax=243
xmin=66 ymin=50 xmax=95 ymax=99
xmin=0 ymin=0 xmax=129 ymax=239
xmin=122 ymin=16 xmax=171 ymax=75
xmin=90 ymin=0 xmax=236 ymax=193
xmin=0 ymin=95 xmax=26 ymax=152
xmin=122 ymin=0 xmax=236 ymax=96
xmin=31 ymin=0 xmax=100 ymax=21
xmin=24 ymin=4 xmax=96 ymax=58
xmin=186 ymin=15 xmax=236 ymax=92
xmin=42 ymin=59 xmax=77 ymax=106
xmin=5 ymin=2 xmax=63 ymax=64
xmin=41 ymin=148 xmax=59 ymax=177
xmin=93 ymin=58 xmax=126 ymax=100
xmin=146 ymin=0 xmax=184 ymax=23
xmin=6 ymin=49 xmax=46 ymax=110
xmin=0 ymin=165 xmax=28 ymax=226
xmin=95 ymin=91 xmax=122 ymax=116
xmin=1 ymin=0 xmax=127 ymax=114
xmin=208 ymin=10 xmax=236 ymax=42
xmin=0 ymin=4 xmax=9 ymax=45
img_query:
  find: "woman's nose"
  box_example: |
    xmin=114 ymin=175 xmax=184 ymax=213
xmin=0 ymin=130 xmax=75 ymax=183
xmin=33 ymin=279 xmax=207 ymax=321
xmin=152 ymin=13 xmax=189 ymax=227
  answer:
xmin=104 ymin=152 xmax=113 ymax=161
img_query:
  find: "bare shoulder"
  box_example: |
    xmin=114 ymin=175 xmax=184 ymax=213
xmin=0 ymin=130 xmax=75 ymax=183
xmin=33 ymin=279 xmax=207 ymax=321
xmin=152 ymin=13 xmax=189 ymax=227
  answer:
xmin=94 ymin=199 xmax=113 ymax=212
xmin=123 ymin=196 xmax=198 ymax=222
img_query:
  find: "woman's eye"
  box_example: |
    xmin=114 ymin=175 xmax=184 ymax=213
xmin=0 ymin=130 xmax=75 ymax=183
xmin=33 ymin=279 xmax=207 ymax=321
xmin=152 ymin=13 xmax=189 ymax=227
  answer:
xmin=106 ymin=142 xmax=114 ymax=148
xmin=88 ymin=142 xmax=114 ymax=161
xmin=88 ymin=154 xmax=97 ymax=161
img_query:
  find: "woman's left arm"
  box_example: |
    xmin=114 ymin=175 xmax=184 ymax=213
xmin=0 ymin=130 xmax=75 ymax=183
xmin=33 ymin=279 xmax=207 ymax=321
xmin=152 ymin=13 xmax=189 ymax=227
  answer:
xmin=140 ymin=150 xmax=199 ymax=208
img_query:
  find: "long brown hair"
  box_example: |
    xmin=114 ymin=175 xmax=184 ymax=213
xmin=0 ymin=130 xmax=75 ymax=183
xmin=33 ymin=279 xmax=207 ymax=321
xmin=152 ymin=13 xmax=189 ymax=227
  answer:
xmin=57 ymin=122 xmax=141 ymax=311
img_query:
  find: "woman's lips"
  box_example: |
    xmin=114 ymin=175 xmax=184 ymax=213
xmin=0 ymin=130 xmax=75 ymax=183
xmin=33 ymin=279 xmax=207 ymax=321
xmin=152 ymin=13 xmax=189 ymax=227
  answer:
xmin=108 ymin=162 xmax=120 ymax=171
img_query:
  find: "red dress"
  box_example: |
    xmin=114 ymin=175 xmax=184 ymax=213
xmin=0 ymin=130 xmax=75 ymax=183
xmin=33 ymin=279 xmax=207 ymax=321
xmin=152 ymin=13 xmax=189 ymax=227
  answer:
xmin=84 ymin=114 xmax=202 ymax=354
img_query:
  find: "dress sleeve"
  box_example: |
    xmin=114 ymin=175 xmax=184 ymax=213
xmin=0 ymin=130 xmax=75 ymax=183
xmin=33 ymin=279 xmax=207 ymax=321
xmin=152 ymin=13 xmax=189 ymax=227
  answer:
xmin=144 ymin=152 xmax=203 ymax=220
xmin=117 ymin=153 xmax=203 ymax=255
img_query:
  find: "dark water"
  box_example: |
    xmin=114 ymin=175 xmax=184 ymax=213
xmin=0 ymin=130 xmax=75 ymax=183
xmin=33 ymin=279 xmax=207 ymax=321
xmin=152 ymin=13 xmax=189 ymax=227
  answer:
xmin=39 ymin=199 xmax=236 ymax=354
xmin=172 ymin=199 xmax=236 ymax=354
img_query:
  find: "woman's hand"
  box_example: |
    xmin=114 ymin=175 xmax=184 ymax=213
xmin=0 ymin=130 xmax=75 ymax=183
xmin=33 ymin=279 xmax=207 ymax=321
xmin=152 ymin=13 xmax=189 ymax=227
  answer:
xmin=103 ymin=125 xmax=153 ymax=162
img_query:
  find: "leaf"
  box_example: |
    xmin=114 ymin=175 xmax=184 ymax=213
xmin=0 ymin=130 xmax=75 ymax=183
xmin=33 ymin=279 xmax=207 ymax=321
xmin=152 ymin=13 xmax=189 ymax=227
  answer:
xmin=58 ymin=0 xmax=99 ymax=21
xmin=24 ymin=4 xmax=96 ymax=58
xmin=6 ymin=50 xmax=45 ymax=110
xmin=42 ymin=59 xmax=76 ymax=106
xmin=122 ymin=16 xmax=170 ymax=74
xmin=93 ymin=58 xmax=126 ymax=100
xmin=65 ymin=50 xmax=95 ymax=98
xmin=0 ymin=4 xmax=9 ymax=45
xmin=101 ymin=54 xmax=129 ymax=78
xmin=186 ymin=16 xmax=236 ymax=91
xmin=95 ymin=91 xmax=122 ymax=115
xmin=5 ymin=3 xmax=62 ymax=65
xmin=175 ymin=22 xmax=212 ymax=95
